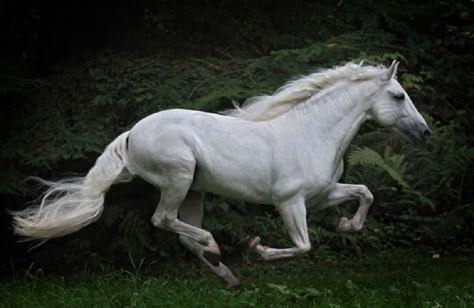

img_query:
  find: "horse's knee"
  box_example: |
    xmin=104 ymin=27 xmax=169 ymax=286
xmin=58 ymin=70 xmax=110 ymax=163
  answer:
xmin=360 ymin=186 xmax=374 ymax=204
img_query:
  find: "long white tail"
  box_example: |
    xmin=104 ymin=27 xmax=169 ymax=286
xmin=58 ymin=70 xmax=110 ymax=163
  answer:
xmin=11 ymin=131 xmax=134 ymax=240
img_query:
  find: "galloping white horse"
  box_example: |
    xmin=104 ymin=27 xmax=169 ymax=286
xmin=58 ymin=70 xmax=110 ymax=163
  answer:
xmin=12 ymin=60 xmax=431 ymax=287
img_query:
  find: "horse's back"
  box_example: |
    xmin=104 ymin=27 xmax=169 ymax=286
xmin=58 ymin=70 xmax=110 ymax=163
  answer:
xmin=127 ymin=109 xmax=247 ymax=153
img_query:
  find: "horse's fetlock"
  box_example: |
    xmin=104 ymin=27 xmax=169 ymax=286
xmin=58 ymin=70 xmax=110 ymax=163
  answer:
xmin=205 ymin=231 xmax=214 ymax=242
xmin=197 ymin=231 xmax=213 ymax=246
xmin=352 ymin=223 xmax=364 ymax=232
xmin=299 ymin=243 xmax=311 ymax=253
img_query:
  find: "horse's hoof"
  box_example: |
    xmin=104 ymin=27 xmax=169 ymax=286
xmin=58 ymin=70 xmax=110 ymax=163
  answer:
xmin=227 ymin=280 xmax=241 ymax=289
xmin=247 ymin=236 xmax=261 ymax=251
xmin=336 ymin=217 xmax=351 ymax=232
xmin=203 ymin=250 xmax=221 ymax=266
xmin=237 ymin=235 xmax=261 ymax=251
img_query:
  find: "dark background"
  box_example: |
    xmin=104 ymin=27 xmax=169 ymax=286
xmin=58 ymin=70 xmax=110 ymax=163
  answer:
xmin=1 ymin=0 xmax=473 ymax=276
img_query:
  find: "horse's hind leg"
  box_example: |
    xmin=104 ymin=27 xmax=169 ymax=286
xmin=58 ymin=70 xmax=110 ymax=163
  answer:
xmin=149 ymin=170 xmax=220 ymax=264
xmin=178 ymin=191 xmax=239 ymax=288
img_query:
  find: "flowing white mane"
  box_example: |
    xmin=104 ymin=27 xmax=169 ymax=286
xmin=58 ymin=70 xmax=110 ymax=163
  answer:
xmin=223 ymin=61 xmax=386 ymax=121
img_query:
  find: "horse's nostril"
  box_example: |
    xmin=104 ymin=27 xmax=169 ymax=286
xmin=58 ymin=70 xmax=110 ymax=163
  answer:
xmin=423 ymin=128 xmax=432 ymax=139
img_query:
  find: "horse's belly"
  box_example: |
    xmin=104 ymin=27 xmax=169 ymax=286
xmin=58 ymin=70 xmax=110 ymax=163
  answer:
xmin=190 ymin=164 xmax=273 ymax=204
xmin=304 ymin=160 xmax=344 ymax=209
xmin=187 ymin=115 xmax=274 ymax=204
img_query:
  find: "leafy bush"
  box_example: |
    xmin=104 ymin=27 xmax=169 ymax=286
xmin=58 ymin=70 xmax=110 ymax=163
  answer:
xmin=343 ymin=119 xmax=474 ymax=247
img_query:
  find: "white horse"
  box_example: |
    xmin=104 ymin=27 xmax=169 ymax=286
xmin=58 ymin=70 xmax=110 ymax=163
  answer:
xmin=12 ymin=60 xmax=431 ymax=287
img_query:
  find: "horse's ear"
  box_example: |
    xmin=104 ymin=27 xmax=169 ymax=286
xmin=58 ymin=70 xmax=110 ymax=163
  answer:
xmin=381 ymin=60 xmax=399 ymax=83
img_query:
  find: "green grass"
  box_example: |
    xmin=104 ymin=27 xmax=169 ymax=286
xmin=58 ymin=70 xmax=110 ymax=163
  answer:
xmin=1 ymin=250 xmax=473 ymax=307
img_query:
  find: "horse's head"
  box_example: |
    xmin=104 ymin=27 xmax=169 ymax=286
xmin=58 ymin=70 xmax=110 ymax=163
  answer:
xmin=369 ymin=61 xmax=431 ymax=144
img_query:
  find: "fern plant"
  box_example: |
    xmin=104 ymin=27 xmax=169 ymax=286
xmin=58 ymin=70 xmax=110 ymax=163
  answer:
xmin=348 ymin=146 xmax=409 ymax=189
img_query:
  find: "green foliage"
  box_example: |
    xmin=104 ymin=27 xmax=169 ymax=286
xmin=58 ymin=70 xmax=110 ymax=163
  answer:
xmin=343 ymin=119 xmax=473 ymax=247
xmin=99 ymin=203 xmax=157 ymax=255
xmin=349 ymin=147 xmax=409 ymax=189
xmin=3 ymin=0 xmax=472 ymax=262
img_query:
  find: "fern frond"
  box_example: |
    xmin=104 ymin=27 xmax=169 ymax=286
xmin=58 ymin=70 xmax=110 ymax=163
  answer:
xmin=348 ymin=147 xmax=409 ymax=188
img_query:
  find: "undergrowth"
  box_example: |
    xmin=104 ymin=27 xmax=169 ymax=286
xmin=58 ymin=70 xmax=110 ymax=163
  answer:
xmin=1 ymin=250 xmax=473 ymax=307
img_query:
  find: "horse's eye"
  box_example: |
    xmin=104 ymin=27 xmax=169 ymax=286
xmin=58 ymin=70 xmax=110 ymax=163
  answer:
xmin=394 ymin=93 xmax=405 ymax=101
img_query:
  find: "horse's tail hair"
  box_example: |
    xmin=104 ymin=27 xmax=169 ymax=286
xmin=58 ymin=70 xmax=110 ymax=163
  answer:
xmin=11 ymin=131 xmax=134 ymax=241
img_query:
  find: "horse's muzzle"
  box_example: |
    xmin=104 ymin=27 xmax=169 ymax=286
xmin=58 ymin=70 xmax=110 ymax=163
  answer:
xmin=399 ymin=120 xmax=432 ymax=144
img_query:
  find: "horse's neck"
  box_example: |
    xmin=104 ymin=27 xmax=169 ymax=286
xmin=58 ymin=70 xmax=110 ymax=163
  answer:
xmin=288 ymin=80 xmax=374 ymax=165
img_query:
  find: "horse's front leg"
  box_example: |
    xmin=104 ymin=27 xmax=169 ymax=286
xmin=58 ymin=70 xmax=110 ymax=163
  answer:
xmin=320 ymin=183 xmax=374 ymax=232
xmin=251 ymin=198 xmax=311 ymax=261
